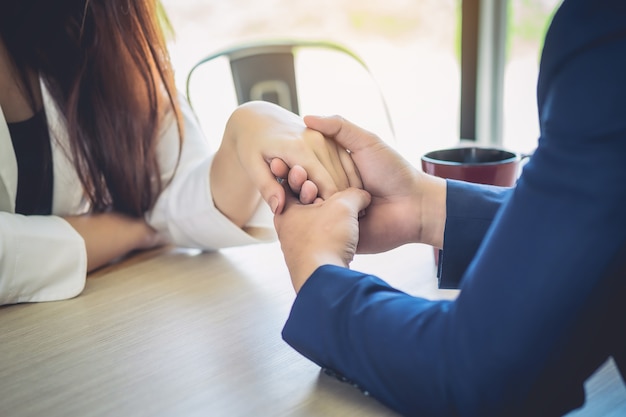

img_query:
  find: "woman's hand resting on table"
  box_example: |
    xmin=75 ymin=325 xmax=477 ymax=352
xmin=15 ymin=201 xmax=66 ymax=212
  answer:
xmin=63 ymin=213 xmax=165 ymax=272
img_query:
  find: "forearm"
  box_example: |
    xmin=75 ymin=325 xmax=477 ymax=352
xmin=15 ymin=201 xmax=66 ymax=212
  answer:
xmin=210 ymin=125 xmax=261 ymax=227
xmin=283 ymin=266 xmax=454 ymax=416
xmin=210 ymin=102 xmax=286 ymax=226
xmin=63 ymin=213 xmax=157 ymax=272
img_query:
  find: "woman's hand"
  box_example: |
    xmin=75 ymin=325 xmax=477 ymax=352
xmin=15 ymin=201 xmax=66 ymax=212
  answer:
xmin=274 ymin=187 xmax=371 ymax=292
xmin=63 ymin=213 xmax=165 ymax=272
xmin=210 ymin=101 xmax=362 ymax=227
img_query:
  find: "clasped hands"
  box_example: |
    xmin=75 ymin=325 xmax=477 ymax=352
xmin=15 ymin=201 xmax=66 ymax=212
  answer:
xmin=270 ymin=114 xmax=447 ymax=293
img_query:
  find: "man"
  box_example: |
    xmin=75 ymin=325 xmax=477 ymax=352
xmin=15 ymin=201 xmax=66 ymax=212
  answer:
xmin=273 ymin=0 xmax=626 ymax=415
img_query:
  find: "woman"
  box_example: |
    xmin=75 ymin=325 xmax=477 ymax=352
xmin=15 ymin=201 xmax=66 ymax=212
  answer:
xmin=0 ymin=0 xmax=359 ymax=305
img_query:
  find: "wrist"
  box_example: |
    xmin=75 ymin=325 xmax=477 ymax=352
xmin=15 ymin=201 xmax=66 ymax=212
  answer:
xmin=64 ymin=213 xmax=157 ymax=271
xmin=418 ymin=174 xmax=447 ymax=248
xmin=287 ymin=252 xmax=347 ymax=293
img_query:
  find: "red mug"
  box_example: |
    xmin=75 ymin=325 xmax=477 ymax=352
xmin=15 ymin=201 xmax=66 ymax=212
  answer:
xmin=421 ymin=146 xmax=529 ymax=264
xmin=421 ymin=146 xmax=527 ymax=187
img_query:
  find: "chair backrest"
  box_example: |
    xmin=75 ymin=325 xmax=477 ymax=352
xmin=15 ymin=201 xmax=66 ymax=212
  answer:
xmin=185 ymin=39 xmax=395 ymax=143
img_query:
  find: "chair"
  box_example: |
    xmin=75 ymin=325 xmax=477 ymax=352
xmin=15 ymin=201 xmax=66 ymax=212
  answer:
xmin=185 ymin=39 xmax=395 ymax=144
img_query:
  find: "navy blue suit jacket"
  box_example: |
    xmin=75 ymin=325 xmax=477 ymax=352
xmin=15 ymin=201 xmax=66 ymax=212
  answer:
xmin=282 ymin=1 xmax=626 ymax=415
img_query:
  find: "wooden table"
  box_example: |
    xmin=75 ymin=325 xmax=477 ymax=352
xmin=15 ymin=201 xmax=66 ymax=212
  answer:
xmin=0 ymin=242 xmax=624 ymax=416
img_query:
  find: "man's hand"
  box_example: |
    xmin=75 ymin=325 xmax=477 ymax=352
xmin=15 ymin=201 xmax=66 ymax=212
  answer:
xmin=303 ymin=115 xmax=447 ymax=252
xmin=274 ymin=187 xmax=371 ymax=292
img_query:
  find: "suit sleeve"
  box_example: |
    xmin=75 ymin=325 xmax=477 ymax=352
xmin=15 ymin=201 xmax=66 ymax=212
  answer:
xmin=282 ymin=14 xmax=626 ymax=417
xmin=437 ymin=180 xmax=509 ymax=289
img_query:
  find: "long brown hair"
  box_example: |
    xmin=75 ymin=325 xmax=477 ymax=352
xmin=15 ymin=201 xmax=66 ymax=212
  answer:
xmin=0 ymin=0 xmax=182 ymax=217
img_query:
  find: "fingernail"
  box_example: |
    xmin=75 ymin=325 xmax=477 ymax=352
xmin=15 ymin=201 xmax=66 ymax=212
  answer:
xmin=269 ymin=196 xmax=278 ymax=214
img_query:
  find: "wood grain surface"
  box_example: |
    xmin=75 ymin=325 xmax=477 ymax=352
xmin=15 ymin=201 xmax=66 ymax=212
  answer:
xmin=1 ymin=242 xmax=623 ymax=416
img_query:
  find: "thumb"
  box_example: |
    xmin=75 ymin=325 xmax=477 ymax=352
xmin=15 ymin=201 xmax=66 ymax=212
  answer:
xmin=303 ymin=115 xmax=378 ymax=153
xmin=258 ymin=174 xmax=286 ymax=214
xmin=330 ymin=187 xmax=371 ymax=215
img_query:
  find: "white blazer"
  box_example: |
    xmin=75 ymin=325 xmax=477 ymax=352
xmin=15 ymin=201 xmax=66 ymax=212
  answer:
xmin=0 ymin=80 xmax=272 ymax=305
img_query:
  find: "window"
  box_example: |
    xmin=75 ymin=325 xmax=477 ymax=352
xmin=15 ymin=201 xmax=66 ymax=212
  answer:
xmin=162 ymin=0 xmax=459 ymax=165
xmin=161 ymin=0 xmax=561 ymax=161
xmin=502 ymin=0 xmax=562 ymax=154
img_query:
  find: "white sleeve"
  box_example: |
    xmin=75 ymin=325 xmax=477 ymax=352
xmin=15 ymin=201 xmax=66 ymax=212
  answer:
xmin=0 ymin=212 xmax=87 ymax=305
xmin=146 ymin=95 xmax=275 ymax=250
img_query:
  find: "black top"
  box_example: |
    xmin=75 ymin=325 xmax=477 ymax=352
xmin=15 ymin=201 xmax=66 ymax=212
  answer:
xmin=7 ymin=110 xmax=53 ymax=215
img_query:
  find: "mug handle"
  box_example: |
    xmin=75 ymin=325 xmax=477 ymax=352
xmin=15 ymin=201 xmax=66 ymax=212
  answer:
xmin=520 ymin=152 xmax=533 ymax=166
